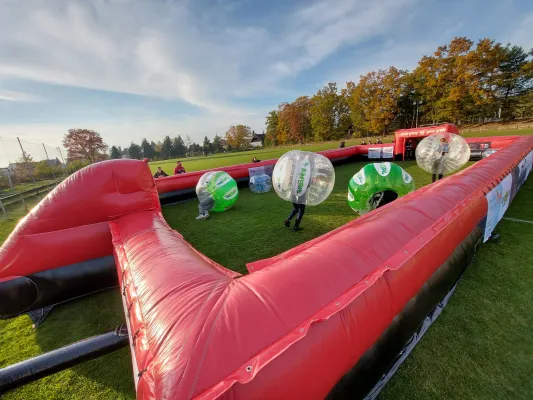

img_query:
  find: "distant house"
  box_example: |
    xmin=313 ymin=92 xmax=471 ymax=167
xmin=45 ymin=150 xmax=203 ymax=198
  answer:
xmin=250 ymin=132 xmax=265 ymax=148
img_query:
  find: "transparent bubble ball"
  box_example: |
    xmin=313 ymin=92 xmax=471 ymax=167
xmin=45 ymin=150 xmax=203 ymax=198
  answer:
xmin=415 ymin=133 xmax=470 ymax=175
xmin=196 ymin=171 xmax=238 ymax=212
xmin=272 ymin=150 xmax=335 ymax=206
xmin=249 ymin=174 xmax=272 ymax=194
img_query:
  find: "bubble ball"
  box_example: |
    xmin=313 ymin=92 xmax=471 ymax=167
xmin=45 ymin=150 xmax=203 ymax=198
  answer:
xmin=196 ymin=171 xmax=239 ymax=212
xmin=348 ymin=162 xmax=415 ymax=215
xmin=249 ymin=174 xmax=272 ymax=194
xmin=415 ymin=133 xmax=470 ymax=176
xmin=272 ymin=150 xmax=335 ymax=206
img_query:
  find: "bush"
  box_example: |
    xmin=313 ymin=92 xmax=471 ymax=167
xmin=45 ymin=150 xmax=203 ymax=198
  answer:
xmin=66 ymin=160 xmax=90 ymax=175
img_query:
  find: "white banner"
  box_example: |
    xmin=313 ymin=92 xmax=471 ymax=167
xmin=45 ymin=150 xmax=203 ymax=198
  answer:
xmin=517 ymin=150 xmax=533 ymax=187
xmin=484 ymin=173 xmax=513 ymax=242
xmin=382 ymin=146 xmax=394 ymax=159
xmin=368 ymin=148 xmax=382 ymax=159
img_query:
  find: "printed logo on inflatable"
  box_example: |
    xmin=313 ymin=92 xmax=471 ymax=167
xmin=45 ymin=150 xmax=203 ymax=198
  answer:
xmin=352 ymin=169 xmax=366 ymax=185
xmin=374 ymin=162 xmax=391 ymax=177
xmin=223 ymin=186 xmax=238 ymax=200
xmin=296 ymin=160 xmax=311 ymax=196
xmin=402 ymin=169 xmax=413 ymax=184
xmin=348 ymin=191 xmax=354 ymax=201
xmin=215 ymin=174 xmax=232 ymax=188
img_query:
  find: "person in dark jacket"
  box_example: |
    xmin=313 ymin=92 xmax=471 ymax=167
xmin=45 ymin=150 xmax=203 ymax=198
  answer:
xmin=377 ymin=138 xmax=383 ymax=144
xmin=252 ymin=157 xmax=261 ymax=163
xmin=174 ymin=161 xmax=186 ymax=175
xmin=154 ymin=167 xmax=168 ymax=178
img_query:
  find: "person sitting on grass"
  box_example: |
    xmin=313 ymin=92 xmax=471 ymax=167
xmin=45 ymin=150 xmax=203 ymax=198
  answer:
xmin=377 ymin=138 xmax=383 ymax=144
xmin=252 ymin=157 xmax=261 ymax=163
xmin=154 ymin=167 xmax=169 ymax=178
xmin=196 ymin=196 xmax=215 ymax=220
xmin=174 ymin=161 xmax=186 ymax=175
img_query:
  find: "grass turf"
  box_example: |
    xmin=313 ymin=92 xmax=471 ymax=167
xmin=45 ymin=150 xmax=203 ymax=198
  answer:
xmin=0 ymin=129 xmax=532 ymax=399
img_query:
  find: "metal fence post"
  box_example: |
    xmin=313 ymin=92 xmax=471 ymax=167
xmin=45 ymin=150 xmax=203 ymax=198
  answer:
xmin=0 ymin=198 xmax=7 ymax=219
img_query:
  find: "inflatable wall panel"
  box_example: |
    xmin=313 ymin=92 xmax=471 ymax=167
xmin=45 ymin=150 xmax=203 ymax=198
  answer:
xmin=0 ymin=160 xmax=159 ymax=317
xmin=1 ymin=135 xmax=532 ymax=399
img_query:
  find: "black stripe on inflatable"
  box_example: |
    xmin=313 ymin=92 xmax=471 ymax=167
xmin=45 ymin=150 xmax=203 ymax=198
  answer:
xmin=0 ymin=256 xmax=117 ymax=319
xmin=326 ymin=227 xmax=483 ymax=399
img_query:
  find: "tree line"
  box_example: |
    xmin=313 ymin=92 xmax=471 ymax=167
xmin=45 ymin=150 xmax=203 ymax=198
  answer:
xmin=110 ymin=126 xmax=262 ymax=161
xmin=264 ymin=37 xmax=533 ymax=146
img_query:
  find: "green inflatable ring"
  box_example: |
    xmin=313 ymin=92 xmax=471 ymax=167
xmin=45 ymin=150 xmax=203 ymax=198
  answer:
xmin=348 ymin=162 xmax=415 ymax=215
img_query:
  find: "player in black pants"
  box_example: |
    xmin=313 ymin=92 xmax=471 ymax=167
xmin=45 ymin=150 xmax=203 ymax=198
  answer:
xmin=285 ymin=203 xmax=305 ymax=231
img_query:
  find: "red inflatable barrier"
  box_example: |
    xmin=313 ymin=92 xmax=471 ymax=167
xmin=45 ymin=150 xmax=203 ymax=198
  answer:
xmin=0 ymin=160 xmax=158 ymax=283
xmin=112 ymin=137 xmax=532 ymax=399
xmin=1 ymin=135 xmax=533 ymax=399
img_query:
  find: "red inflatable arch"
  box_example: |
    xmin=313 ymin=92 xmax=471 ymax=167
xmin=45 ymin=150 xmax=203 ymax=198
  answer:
xmin=1 ymin=135 xmax=533 ymax=399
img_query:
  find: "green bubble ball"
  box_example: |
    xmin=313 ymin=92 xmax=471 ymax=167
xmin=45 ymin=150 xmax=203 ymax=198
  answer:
xmin=197 ymin=171 xmax=239 ymax=212
xmin=348 ymin=162 xmax=415 ymax=215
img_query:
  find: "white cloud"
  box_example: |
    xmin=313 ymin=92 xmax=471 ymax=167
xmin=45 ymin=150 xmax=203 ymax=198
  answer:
xmin=0 ymin=0 xmax=417 ymax=111
xmin=0 ymin=89 xmax=44 ymax=102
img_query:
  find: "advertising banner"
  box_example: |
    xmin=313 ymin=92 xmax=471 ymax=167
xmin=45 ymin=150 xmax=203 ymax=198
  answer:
xmin=484 ymin=173 xmax=513 ymax=242
xmin=468 ymin=142 xmax=492 ymax=159
xmin=382 ymin=147 xmax=394 ymax=159
xmin=368 ymin=148 xmax=382 ymax=159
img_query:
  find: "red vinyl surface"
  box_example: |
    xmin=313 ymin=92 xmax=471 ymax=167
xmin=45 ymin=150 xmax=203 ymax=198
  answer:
xmin=1 ymin=135 xmax=532 ymax=399
xmin=0 ymin=160 xmax=159 ymax=279
xmin=111 ymin=136 xmax=533 ymax=399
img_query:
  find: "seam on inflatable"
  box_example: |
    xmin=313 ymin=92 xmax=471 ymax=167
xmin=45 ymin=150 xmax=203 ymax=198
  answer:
xmin=111 ymin=219 xmax=157 ymax=395
xmin=160 ymin=279 xmax=229 ymax=397
xmin=186 ymin=281 xmax=238 ymax=400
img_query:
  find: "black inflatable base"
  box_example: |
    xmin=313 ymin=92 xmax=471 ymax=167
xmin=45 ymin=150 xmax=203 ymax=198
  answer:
xmin=326 ymin=226 xmax=483 ymax=399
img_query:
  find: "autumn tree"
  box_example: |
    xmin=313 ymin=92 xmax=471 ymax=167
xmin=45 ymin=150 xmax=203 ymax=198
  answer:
xmin=63 ymin=129 xmax=108 ymax=163
xmin=264 ymin=110 xmax=279 ymax=146
xmin=225 ymin=125 xmax=252 ymax=150
xmin=161 ymin=136 xmax=172 ymax=159
xmin=346 ymin=67 xmax=406 ymax=135
xmin=128 ymin=142 xmax=142 ymax=159
xmin=141 ymin=138 xmax=155 ymax=160
xmin=110 ymin=146 xmax=121 ymax=159
xmin=310 ymin=83 xmax=350 ymax=141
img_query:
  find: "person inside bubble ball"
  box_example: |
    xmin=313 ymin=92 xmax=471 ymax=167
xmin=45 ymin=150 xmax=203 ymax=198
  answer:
xmin=432 ymin=137 xmax=450 ymax=182
xmin=196 ymin=196 xmax=214 ymax=220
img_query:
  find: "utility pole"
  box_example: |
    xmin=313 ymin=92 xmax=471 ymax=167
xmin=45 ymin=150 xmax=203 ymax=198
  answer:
xmin=17 ymin=137 xmax=35 ymax=183
xmin=57 ymin=147 xmax=68 ymax=176
xmin=42 ymin=143 xmax=56 ymax=179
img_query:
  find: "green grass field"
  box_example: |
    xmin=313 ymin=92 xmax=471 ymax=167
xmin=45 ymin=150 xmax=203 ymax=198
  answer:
xmin=0 ymin=128 xmax=532 ymax=399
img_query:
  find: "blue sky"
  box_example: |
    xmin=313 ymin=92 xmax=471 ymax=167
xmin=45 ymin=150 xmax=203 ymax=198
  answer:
xmin=0 ymin=0 xmax=532 ymax=159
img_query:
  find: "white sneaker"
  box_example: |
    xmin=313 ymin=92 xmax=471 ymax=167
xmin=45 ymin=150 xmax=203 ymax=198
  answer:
xmin=203 ymin=213 xmax=210 ymax=219
xmin=195 ymin=215 xmax=204 ymax=220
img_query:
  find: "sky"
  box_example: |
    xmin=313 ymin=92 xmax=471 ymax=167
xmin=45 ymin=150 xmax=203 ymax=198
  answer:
xmin=0 ymin=0 xmax=532 ymax=163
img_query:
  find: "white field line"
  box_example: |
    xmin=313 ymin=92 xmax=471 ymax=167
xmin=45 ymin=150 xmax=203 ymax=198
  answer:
xmin=503 ymin=217 xmax=533 ymax=224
